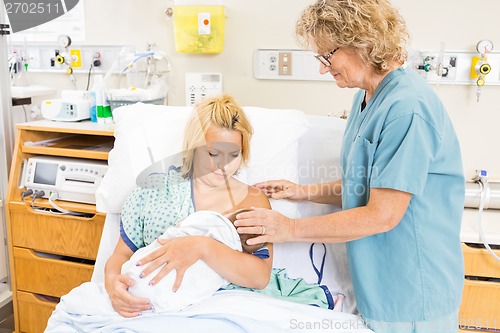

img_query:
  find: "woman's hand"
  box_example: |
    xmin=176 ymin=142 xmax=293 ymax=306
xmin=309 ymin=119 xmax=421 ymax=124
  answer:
xmin=234 ymin=207 xmax=296 ymax=244
xmin=253 ymin=180 xmax=307 ymax=201
xmin=135 ymin=236 xmax=208 ymax=291
xmin=105 ymin=273 xmax=152 ymax=318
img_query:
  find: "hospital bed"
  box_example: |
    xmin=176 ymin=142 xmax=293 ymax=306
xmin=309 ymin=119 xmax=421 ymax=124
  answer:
xmin=46 ymin=104 xmax=373 ymax=332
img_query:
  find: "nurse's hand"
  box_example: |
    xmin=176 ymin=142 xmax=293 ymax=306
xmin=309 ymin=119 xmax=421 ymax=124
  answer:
xmin=254 ymin=179 xmax=307 ymax=201
xmin=105 ymin=273 xmax=152 ymax=317
xmin=234 ymin=208 xmax=296 ymax=244
xmin=135 ymin=236 xmax=207 ymax=292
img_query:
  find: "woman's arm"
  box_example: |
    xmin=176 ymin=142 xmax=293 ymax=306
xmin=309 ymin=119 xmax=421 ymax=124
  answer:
xmin=254 ymin=179 xmax=342 ymax=206
xmin=201 ymin=239 xmax=273 ymax=289
xmin=290 ymin=188 xmax=412 ymax=242
xmin=304 ymin=179 xmax=342 ymax=205
xmin=104 ymin=238 xmax=152 ymax=317
xmin=236 ymin=187 xmax=412 ymax=244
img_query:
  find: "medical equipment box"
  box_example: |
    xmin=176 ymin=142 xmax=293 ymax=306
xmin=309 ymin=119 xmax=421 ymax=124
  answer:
xmin=41 ymin=98 xmax=91 ymax=122
xmin=23 ymin=156 xmax=108 ymax=204
xmin=173 ymin=1 xmax=225 ymax=53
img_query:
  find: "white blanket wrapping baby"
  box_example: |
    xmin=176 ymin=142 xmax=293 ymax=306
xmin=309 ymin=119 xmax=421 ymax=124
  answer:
xmin=121 ymin=210 xmax=243 ymax=313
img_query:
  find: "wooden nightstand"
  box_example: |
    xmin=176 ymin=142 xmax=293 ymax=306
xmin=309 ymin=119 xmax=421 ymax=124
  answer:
xmin=459 ymin=209 xmax=500 ymax=332
xmin=5 ymin=121 xmax=113 ymax=333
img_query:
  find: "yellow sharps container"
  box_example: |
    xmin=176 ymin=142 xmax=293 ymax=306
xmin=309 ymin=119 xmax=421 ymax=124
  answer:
xmin=173 ymin=0 xmax=225 ymax=54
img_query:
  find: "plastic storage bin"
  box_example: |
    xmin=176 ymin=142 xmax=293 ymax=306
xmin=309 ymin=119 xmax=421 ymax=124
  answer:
xmin=173 ymin=1 xmax=225 ymax=54
xmin=108 ymin=98 xmax=165 ymax=111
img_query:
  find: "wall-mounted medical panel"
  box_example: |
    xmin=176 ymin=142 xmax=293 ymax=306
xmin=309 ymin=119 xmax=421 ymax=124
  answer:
xmin=7 ymin=43 xmax=129 ymax=74
xmin=412 ymin=50 xmax=500 ymax=86
xmin=255 ymin=48 xmax=500 ymax=86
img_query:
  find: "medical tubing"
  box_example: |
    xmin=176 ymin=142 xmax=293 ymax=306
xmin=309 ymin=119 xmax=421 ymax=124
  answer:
xmin=309 ymin=243 xmax=327 ymax=284
xmin=31 ymin=190 xmax=45 ymax=205
xmin=121 ymin=52 xmax=155 ymax=73
xmin=85 ymin=63 xmax=94 ymax=91
xmin=21 ymin=189 xmax=33 ymax=201
xmin=48 ymin=193 xmax=78 ymax=215
xmin=476 ymin=181 xmax=500 ymax=263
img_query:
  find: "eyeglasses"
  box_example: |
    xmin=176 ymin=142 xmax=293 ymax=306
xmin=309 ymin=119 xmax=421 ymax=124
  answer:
xmin=314 ymin=47 xmax=340 ymax=67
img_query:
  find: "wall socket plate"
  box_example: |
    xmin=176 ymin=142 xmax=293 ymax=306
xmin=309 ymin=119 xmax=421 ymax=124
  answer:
xmin=185 ymin=72 xmax=223 ymax=106
xmin=254 ymin=49 xmax=334 ymax=81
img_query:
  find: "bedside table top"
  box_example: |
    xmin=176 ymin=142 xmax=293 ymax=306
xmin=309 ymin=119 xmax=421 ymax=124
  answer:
xmin=16 ymin=120 xmax=114 ymax=136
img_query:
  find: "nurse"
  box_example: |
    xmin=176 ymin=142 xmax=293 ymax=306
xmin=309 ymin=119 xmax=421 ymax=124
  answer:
xmin=235 ymin=0 xmax=465 ymax=332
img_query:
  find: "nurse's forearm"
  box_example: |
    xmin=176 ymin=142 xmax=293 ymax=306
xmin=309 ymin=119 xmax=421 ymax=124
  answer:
xmin=305 ymin=179 xmax=342 ymax=206
xmin=291 ymin=187 xmax=412 ymax=243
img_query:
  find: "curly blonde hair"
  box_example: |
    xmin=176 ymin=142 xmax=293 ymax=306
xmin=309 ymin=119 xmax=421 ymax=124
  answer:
xmin=181 ymin=94 xmax=253 ymax=178
xmin=296 ymin=0 xmax=410 ymax=74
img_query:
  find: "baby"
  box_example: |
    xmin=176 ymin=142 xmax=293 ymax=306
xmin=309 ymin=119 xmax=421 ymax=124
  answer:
xmin=121 ymin=209 xmax=267 ymax=313
xmin=225 ymin=208 xmax=267 ymax=255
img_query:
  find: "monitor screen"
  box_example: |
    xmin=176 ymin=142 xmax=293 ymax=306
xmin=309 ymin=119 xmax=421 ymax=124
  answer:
xmin=33 ymin=162 xmax=58 ymax=186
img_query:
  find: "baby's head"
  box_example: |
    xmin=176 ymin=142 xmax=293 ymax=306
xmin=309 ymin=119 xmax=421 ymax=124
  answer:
xmin=225 ymin=208 xmax=266 ymax=254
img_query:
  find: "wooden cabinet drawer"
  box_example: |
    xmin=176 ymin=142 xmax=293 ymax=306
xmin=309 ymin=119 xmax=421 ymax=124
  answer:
xmin=462 ymin=243 xmax=500 ymax=278
xmin=17 ymin=290 xmax=58 ymax=333
xmin=459 ymin=278 xmax=500 ymax=330
xmin=14 ymin=247 xmax=94 ymax=298
xmin=9 ymin=202 xmax=105 ymax=260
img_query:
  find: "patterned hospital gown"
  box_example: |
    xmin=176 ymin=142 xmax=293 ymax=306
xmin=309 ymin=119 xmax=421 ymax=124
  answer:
xmin=120 ymin=166 xmax=195 ymax=252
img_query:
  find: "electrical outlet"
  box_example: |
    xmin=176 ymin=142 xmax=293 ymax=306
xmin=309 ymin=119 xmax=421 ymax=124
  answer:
xmin=185 ymin=72 xmax=223 ymax=106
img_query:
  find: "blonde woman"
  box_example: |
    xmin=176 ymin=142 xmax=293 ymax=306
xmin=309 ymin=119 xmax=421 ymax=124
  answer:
xmin=236 ymin=0 xmax=465 ymax=332
xmin=104 ymin=94 xmax=273 ymax=317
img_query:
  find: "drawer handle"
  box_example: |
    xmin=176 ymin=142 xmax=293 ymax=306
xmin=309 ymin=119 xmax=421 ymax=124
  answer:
xmin=465 ymin=275 xmax=500 ymax=282
xmin=35 ymin=293 xmax=60 ymax=303
xmin=464 ymin=242 xmax=500 ymax=250
xmin=33 ymin=250 xmax=96 ymax=265
xmin=30 ymin=204 xmax=96 ymax=218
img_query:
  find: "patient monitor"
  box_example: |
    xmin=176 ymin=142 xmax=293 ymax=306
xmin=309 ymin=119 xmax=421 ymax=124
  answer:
xmin=23 ymin=156 xmax=108 ymax=204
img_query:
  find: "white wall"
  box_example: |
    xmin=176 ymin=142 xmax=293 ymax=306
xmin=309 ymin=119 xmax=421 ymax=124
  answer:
xmin=20 ymin=0 xmax=500 ymax=178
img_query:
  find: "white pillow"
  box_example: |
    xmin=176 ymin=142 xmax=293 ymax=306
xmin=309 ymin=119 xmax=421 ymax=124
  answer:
xmin=96 ymin=104 xmax=309 ymax=215
xmin=96 ymin=103 xmax=191 ymax=213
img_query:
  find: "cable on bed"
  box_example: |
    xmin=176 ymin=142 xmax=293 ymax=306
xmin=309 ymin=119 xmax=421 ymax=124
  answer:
xmin=309 ymin=243 xmax=327 ymax=285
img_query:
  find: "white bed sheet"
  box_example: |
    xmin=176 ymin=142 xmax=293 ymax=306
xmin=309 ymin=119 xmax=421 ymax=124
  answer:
xmin=47 ymin=283 xmax=371 ymax=333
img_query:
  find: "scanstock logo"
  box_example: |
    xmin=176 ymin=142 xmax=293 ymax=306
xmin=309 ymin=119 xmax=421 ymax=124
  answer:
xmin=4 ymin=0 xmax=79 ymax=33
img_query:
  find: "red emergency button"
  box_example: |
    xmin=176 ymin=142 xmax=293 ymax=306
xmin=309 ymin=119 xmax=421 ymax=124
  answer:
xmin=204 ymin=19 xmax=209 ymax=25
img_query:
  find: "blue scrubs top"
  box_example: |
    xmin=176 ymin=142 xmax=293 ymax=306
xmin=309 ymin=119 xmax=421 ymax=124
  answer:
xmin=341 ymin=68 xmax=465 ymax=322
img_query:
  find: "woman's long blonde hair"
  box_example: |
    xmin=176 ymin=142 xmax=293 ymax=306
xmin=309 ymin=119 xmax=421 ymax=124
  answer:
xmin=181 ymin=94 xmax=253 ymax=178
